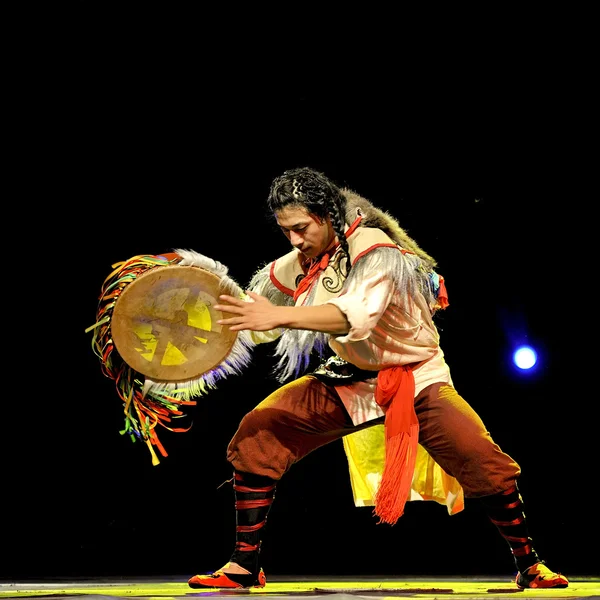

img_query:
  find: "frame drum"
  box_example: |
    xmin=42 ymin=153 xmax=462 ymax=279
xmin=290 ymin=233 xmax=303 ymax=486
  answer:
xmin=110 ymin=264 xmax=238 ymax=382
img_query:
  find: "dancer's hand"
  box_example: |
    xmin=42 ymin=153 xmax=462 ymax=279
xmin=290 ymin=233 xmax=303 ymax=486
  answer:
xmin=215 ymin=291 xmax=283 ymax=332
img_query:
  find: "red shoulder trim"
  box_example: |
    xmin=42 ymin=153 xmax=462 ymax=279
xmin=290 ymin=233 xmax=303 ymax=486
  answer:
xmin=345 ymin=215 xmax=362 ymax=238
xmin=352 ymin=243 xmax=400 ymax=265
xmin=269 ymin=260 xmax=295 ymax=297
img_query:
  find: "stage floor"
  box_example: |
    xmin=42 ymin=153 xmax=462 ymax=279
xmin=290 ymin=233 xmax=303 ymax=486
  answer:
xmin=1 ymin=576 xmax=598 ymax=600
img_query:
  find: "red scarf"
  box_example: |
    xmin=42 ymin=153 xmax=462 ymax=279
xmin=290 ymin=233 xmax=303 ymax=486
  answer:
xmin=293 ymin=252 xmax=332 ymax=302
xmin=293 ymin=216 xmax=363 ymax=303
xmin=373 ymin=365 xmax=419 ymax=525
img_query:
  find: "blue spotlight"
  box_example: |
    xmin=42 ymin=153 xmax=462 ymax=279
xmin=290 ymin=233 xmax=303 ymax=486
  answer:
xmin=513 ymin=345 xmax=538 ymax=370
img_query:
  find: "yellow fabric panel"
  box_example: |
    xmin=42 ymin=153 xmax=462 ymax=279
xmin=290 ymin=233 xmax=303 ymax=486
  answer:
xmin=343 ymin=425 xmax=386 ymax=506
xmin=342 ymin=424 xmax=464 ymax=516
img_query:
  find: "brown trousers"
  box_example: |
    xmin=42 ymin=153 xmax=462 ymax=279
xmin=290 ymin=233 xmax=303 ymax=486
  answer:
xmin=226 ymin=375 xmax=520 ymax=498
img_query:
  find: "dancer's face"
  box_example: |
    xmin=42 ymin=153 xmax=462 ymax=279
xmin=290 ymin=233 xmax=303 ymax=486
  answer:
xmin=275 ymin=206 xmax=336 ymax=260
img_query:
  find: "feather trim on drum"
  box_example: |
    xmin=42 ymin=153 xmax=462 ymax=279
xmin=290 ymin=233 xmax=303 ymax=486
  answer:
xmin=85 ymin=250 xmax=255 ymax=466
xmin=174 ymin=247 xmax=230 ymax=278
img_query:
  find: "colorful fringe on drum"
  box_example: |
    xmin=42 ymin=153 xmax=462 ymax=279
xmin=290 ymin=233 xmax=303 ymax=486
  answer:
xmin=85 ymin=253 xmax=197 ymax=466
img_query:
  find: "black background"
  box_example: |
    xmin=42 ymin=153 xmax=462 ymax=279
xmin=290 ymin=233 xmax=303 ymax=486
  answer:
xmin=4 ymin=7 xmax=597 ymax=582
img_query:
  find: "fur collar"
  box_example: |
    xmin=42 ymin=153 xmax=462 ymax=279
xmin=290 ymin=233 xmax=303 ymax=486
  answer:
xmin=342 ymin=188 xmax=437 ymax=268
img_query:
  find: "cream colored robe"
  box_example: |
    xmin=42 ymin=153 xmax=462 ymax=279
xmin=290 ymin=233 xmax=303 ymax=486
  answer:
xmin=248 ymin=206 xmax=464 ymax=516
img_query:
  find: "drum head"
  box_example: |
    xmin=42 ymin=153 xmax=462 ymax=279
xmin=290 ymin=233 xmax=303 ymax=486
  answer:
xmin=111 ymin=265 xmax=238 ymax=382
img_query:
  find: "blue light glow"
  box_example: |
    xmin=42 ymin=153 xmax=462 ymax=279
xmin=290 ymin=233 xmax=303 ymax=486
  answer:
xmin=513 ymin=346 xmax=538 ymax=370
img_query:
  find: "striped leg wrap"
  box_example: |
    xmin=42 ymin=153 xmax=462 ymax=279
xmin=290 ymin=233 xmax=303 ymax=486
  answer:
xmin=480 ymin=484 xmax=540 ymax=573
xmin=230 ymin=471 xmax=276 ymax=574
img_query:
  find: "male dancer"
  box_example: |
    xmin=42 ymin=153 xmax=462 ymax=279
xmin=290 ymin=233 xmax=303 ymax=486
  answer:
xmin=188 ymin=167 xmax=568 ymax=591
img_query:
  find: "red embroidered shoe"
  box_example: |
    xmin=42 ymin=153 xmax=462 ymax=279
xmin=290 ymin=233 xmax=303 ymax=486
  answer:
xmin=515 ymin=562 xmax=569 ymax=589
xmin=188 ymin=565 xmax=266 ymax=589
